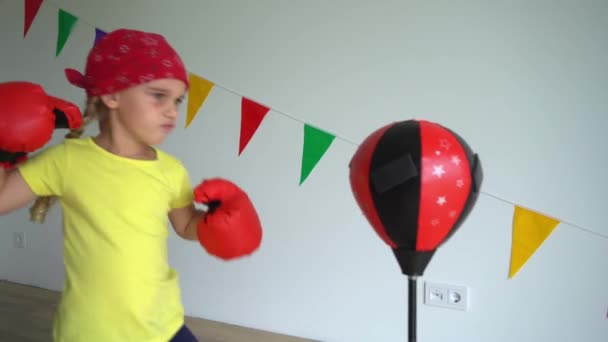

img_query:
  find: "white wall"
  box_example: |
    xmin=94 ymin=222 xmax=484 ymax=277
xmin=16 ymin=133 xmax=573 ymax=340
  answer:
xmin=1 ymin=0 xmax=607 ymax=341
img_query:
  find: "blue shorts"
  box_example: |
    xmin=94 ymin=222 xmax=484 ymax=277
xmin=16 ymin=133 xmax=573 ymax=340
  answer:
xmin=170 ymin=325 xmax=198 ymax=342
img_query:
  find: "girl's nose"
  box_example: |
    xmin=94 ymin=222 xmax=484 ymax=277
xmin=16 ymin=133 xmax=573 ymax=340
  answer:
xmin=165 ymin=104 xmax=178 ymax=118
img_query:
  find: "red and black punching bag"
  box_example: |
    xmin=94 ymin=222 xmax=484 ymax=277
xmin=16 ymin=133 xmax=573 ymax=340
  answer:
xmin=349 ymin=119 xmax=483 ymax=276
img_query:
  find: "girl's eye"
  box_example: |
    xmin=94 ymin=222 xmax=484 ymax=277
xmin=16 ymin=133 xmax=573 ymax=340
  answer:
xmin=153 ymin=93 xmax=165 ymax=100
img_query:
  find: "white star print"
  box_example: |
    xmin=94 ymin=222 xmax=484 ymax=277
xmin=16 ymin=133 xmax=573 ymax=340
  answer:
xmin=449 ymin=210 xmax=457 ymax=218
xmin=451 ymin=156 xmax=461 ymax=166
xmin=435 ymin=150 xmax=441 ymax=156
xmin=431 ymin=219 xmax=440 ymax=227
xmin=456 ymin=179 xmax=464 ymax=188
xmin=440 ymin=139 xmax=451 ymax=150
xmin=141 ymin=36 xmax=159 ymax=46
xmin=432 ymin=165 xmax=446 ymax=178
xmin=436 ymin=196 xmax=447 ymax=206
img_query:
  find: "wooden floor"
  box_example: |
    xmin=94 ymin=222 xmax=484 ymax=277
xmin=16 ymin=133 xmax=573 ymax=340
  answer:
xmin=0 ymin=280 xmax=318 ymax=342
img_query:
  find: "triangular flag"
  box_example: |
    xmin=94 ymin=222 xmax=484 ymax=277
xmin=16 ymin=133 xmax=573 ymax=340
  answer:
xmin=24 ymin=0 xmax=43 ymax=37
xmin=186 ymin=73 xmax=214 ymax=128
xmin=300 ymin=124 xmax=335 ymax=185
xmin=239 ymin=98 xmax=270 ymax=155
xmin=508 ymin=206 xmax=560 ymax=279
xmin=94 ymin=28 xmax=107 ymax=46
xmin=56 ymin=9 xmax=78 ymax=57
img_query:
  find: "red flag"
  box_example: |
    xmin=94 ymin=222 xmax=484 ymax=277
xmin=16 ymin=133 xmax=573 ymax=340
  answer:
xmin=239 ymin=97 xmax=269 ymax=155
xmin=24 ymin=0 xmax=43 ymax=37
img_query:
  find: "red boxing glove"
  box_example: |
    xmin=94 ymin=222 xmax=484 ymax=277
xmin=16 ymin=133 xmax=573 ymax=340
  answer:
xmin=0 ymin=81 xmax=83 ymax=169
xmin=194 ymin=178 xmax=263 ymax=260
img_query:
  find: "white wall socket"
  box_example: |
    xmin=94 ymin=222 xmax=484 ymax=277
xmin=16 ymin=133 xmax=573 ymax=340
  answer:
xmin=424 ymin=281 xmax=469 ymax=311
xmin=13 ymin=232 xmax=25 ymax=248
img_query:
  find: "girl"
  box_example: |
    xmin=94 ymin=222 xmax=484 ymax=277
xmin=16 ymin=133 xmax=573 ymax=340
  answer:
xmin=0 ymin=28 xmax=202 ymax=341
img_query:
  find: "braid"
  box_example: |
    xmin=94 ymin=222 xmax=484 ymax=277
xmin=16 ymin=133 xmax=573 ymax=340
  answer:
xmin=29 ymin=97 xmax=104 ymax=224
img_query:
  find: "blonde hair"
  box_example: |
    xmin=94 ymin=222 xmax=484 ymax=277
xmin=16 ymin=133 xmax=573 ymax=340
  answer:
xmin=29 ymin=97 xmax=108 ymax=224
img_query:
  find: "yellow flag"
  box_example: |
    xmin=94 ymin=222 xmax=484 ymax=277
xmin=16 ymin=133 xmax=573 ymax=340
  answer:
xmin=509 ymin=206 xmax=560 ymax=279
xmin=186 ymin=73 xmax=214 ymax=128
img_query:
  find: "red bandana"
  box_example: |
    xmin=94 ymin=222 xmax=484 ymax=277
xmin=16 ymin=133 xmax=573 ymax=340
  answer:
xmin=65 ymin=28 xmax=189 ymax=97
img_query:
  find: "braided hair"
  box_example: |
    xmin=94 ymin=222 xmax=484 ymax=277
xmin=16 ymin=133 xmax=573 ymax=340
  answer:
xmin=29 ymin=97 xmax=108 ymax=223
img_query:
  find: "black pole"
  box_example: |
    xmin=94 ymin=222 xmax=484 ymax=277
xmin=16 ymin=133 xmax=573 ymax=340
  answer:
xmin=408 ymin=276 xmax=417 ymax=342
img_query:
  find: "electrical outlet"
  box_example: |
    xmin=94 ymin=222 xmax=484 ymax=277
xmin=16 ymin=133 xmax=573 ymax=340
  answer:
xmin=424 ymin=281 xmax=469 ymax=311
xmin=425 ymin=283 xmax=447 ymax=306
xmin=13 ymin=232 xmax=25 ymax=248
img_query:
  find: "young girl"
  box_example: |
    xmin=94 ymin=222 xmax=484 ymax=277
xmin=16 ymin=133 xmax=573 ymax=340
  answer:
xmin=0 ymin=28 xmax=203 ymax=341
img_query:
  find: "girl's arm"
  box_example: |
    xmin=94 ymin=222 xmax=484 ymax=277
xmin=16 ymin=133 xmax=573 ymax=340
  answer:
xmin=169 ymin=204 xmax=203 ymax=241
xmin=0 ymin=168 xmax=37 ymax=215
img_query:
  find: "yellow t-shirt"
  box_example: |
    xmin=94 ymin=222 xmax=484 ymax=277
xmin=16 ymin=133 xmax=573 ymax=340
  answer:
xmin=18 ymin=136 xmax=194 ymax=342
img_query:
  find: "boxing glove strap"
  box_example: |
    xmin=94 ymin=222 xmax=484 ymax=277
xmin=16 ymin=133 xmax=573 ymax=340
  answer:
xmin=0 ymin=150 xmax=27 ymax=169
xmin=206 ymin=200 xmax=221 ymax=213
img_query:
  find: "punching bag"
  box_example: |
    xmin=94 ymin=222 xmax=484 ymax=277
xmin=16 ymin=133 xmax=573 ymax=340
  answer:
xmin=349 ymin=119 xmax=483 ymax=341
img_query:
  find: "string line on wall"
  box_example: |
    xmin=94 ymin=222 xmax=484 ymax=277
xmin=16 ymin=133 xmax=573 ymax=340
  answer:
xmin=200 ymin=79 xmax=363 ymax=147
xmin=181 ymin=74 xmax=608 ymax=242
xmin=203 ymin=74 xmax=608 ymax=243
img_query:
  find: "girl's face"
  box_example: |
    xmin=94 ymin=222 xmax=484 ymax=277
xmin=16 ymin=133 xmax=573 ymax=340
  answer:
xmin=104 ymin=78 xmax=187 ymax=146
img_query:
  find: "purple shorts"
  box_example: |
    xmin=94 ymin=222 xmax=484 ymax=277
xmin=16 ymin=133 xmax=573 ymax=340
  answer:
xmin=170 ymin=325 xmax=198 ymax=342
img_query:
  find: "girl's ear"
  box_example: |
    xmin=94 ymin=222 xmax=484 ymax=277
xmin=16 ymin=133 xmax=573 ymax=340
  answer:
xmin=99 ymin=93 xmax=119 ymax=109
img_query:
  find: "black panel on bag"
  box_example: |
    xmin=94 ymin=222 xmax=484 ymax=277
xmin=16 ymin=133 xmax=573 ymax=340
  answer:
xmin=369 ymin=120 xmax=422 ymax=251
xmin=371 ymin=153 xmax=418 ymax=194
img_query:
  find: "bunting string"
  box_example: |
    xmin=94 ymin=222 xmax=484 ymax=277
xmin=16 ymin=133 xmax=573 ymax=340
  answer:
xmin=11 ymin=0 xmax=608 ymax=280
xmin=482 ymin=192 xmax=607 ymax=241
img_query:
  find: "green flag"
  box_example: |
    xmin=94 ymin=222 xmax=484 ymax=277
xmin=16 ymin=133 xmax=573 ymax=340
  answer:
xmin=300 ymin=124 xmax=336 ymax=185
xmin=56 ymin=9 xmax=78 ymax=57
